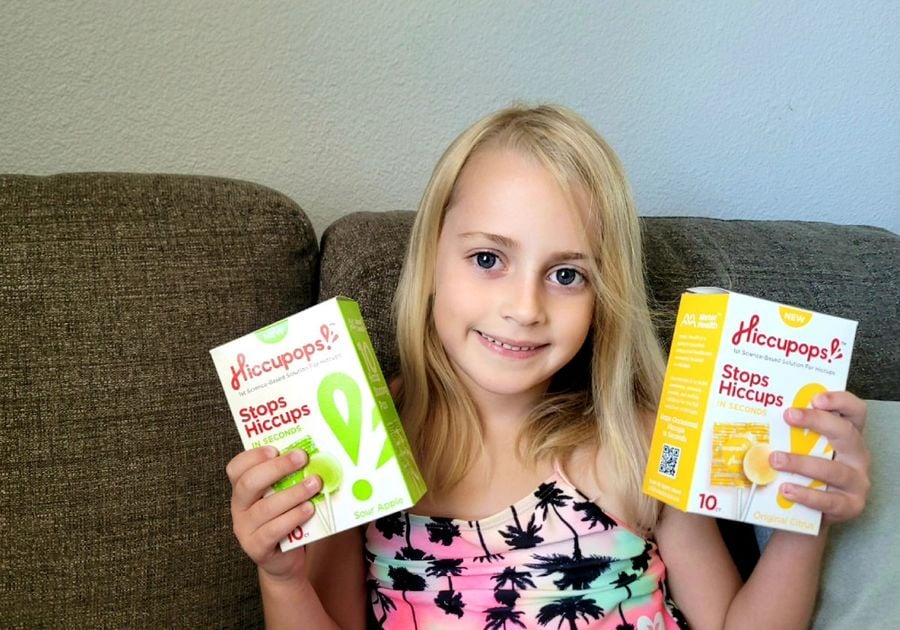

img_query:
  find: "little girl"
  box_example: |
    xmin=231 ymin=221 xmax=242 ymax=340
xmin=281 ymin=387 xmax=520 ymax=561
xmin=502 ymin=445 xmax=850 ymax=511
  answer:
xmin=227 ymin=105 xmax=870 ymax=629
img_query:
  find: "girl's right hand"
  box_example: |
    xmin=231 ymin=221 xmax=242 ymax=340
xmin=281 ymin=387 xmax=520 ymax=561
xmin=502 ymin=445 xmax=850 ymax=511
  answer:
xmin=226 ymin=446 xmax=322 ymax=581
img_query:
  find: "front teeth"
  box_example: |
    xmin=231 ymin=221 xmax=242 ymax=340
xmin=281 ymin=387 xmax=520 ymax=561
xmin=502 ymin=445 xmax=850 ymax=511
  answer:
xmin=479 ymin=332 xmax=536 ymax=351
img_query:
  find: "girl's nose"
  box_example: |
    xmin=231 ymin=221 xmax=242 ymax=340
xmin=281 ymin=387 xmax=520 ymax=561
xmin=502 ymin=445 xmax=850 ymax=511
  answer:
xmin=500 ymin=274 xmax=546 ymax=326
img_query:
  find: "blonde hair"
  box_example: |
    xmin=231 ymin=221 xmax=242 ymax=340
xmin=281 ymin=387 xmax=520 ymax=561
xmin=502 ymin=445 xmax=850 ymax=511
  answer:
xmin=393 ymin=104 xmax=666 ymax=532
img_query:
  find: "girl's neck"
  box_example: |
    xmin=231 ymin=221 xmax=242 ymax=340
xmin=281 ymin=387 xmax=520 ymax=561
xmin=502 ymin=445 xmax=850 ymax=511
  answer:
xmin=471 ymin=391 xmax=542 ymax=431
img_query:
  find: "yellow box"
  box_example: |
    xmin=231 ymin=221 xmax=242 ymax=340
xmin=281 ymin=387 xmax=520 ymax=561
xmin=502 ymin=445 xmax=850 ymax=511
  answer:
xmin=643 ymin=288 xmax=857 ymax=534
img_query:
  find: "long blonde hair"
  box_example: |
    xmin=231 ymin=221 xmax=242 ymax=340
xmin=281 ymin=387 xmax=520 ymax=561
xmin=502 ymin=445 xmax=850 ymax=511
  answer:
xmin=393 ymin=104 xmax=666 ymax=532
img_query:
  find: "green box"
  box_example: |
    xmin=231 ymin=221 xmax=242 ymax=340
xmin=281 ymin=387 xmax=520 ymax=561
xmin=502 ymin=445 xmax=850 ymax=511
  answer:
xmin=210 ymin=297 xmax=427 ymax=549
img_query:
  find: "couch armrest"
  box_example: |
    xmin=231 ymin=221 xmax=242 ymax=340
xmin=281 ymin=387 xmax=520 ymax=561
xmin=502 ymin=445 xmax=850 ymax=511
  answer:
xmin=0 ymin=173 xmax=317 ymax=627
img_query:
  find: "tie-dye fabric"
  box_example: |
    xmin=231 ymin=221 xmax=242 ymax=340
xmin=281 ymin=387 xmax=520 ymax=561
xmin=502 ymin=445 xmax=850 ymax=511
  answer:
xmin=365 ymin=469 xmax=687 ymax=629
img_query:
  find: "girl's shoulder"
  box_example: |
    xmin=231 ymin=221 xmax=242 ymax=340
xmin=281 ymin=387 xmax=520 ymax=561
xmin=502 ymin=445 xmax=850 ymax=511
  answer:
xmin=561 ymin=444 xmax=632 ymax=526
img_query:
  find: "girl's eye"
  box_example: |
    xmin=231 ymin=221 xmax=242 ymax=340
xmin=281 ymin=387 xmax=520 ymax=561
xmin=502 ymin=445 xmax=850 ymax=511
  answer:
xmin=552 ymin=267 xmax=585 ymax=286
xmin=474 ymin=252 xmax=498 ymax=269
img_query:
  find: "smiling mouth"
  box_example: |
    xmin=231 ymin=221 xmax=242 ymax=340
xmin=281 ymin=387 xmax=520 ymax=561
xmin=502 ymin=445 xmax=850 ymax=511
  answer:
xmin=477 ymin=331 xmax=544 ymax=352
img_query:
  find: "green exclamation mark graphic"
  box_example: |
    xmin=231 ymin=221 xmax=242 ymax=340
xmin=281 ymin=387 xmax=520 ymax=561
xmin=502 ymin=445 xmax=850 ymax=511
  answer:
xmin=317 ymin=372 xmax=362 ymax=464
xmin=372 ymin=405 xmax=395 ymax=469
xmin=318 ymin=371 xmax=397 ymax=504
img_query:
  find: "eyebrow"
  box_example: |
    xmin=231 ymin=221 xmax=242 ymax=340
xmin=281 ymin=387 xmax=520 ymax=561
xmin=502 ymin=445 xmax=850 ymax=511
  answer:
xmin=458 ymin=231 xmax=587 ymax=260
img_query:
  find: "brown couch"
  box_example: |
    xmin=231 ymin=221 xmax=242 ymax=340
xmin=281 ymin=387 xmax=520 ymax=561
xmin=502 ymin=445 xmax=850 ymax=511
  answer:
xmin=2 ymin=173 xmax=897 ymax=628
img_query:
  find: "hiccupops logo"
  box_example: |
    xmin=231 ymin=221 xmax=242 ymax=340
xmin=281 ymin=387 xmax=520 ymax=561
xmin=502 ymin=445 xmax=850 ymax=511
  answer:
xmin=731 ymin=314 xmax=845 ymax=363
xmin=229 ymin=323 xmax=340 ymax=390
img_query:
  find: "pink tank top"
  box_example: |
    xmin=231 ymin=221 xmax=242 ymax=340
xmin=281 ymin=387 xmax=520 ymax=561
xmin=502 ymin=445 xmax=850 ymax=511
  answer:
xmin=365 ymin=465 xmax=686 ymax=629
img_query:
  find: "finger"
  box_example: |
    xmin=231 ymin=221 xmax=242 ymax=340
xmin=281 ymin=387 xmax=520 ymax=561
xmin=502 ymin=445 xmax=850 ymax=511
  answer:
xmin=811 ymin=391 xmax=867 ymax=432
xmin=250 ymin=475 xmax=323 ymax=527
xmin=778 ymin=483 xmax=866 ymax=523
xmin=226 ymin=446 xmax=278 ymax=484
xmin=784 ymin=406 xmax=862 ymax=450
xmin=232 ymin=450 xmax=309 ymax=510
xmin=251 ymin=501 xmax=317 ymax=554
xmin=244 ymin=501 xmax=315 ymax=558
xmin=770 ymin=452 xmax=860 ymax=490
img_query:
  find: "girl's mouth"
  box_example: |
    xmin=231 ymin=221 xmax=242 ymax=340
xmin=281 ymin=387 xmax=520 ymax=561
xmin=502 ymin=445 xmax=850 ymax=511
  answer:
xmin=476 ymin=331 xmax=544 ymax=352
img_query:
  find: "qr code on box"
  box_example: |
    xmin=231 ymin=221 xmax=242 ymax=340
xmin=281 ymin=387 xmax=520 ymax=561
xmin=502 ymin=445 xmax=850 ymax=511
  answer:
xmin=658 ymin=444 xmax=681 ymax=478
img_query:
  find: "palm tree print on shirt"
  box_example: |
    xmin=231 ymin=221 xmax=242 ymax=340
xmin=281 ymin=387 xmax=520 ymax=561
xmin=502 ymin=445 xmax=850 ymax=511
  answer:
xmin=492 ymin=566 xmax=537 ymax=592
xmin=500 ymin=504 xmax=545 ymax=549
xmin=426 ymin=516 xmax=461 ymax=546
xmin=609 ymin=570 xmax=640 ymax=628
xmin=631 ymin=542 xmax=653 ymax=573
xmin=375 ymin=512 xmax=406 ymax=540
xmin=535 ymin=594 xmax=604 ymax=629
xmin=483 ymin=590 xmax=527 ymax=629
xmin=472 ymin=519 xmax=505 ymax=563
xmin=387 ymin=566 xmax=425 ymax=630
xmin=572 ymin=489 xmax=618 ymax=531
xmin=611 ymin=571 xmax=638 ymax=599
xmin=366 ymin=477 xmax=687 ymax=627
xmin=426 ymin=558 xmax=467 ymax=618
xmin=527 ymin=482 xmax=615 ymax=590
xmin=614 ymin=603 xmax=636 ymax=630
xmin=483 ymin=566 xmax=535 ymax=629
xmin=396 ymin=512 xmax=436 ymax=562
xmin=533 ymin=482 xmax=580 ymax=554
xmin=433 ymin=590 xmax=466 ymax=618
xmin=367 ymin=577 xmax=397 ymax=626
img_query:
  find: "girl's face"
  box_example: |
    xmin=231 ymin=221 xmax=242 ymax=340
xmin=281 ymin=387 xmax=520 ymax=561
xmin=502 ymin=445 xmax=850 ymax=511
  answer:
xmin=432 ymin=148 xmax=595 ymax=416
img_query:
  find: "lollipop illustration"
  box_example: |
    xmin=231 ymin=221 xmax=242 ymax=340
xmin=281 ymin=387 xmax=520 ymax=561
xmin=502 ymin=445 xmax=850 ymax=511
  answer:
xmin=740 ymin=442 xmax=778 ymax=520
xmin=304 ymin=452 xmax=343 ymax=533
xmin=711 ymin=423 xmax=768 ymax=518
xmin=272 ymin=439 xmax=313 ymax=493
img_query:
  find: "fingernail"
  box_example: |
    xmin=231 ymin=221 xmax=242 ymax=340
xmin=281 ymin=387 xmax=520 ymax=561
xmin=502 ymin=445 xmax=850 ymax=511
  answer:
xmin=301 ymin=502 xmax=314 ymax=516
xmin=264 ymin=446 xmax=278 ymax=458
xmin=781 ymin=484 xmax=794 ymax=497
xmin=771 ymin=452 xmax=787 ymax=468
xmin=813 ymin=393 xmax=828 ymax=407
xmin=288 ymin=450 xmax=307 ymax=466
xmin=304 ymin=475 xmax=320 ymax=491
xmin=786 ymin=408 xmax=803 ymax=422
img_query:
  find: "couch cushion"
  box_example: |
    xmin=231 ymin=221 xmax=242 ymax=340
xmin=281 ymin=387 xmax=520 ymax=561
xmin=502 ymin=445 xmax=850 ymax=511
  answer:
xmin=755 ymin=400 xmax=900 ymax=629
xmin=0 ymin=173 xmax=317 ymax=627
xmin=319 ymin=210 xmax=415 ymax=380
xmin=319 ymin=212 xmax=899 ymax=401
xmin=810 ymin=399 xmax=899 ymax=628
xmin=641 ymin=217 xmax=898 ymax=401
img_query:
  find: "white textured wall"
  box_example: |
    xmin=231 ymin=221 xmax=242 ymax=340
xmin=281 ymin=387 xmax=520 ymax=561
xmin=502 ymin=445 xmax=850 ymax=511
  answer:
xmin=3 ymin=1 xmax=897 ymax=237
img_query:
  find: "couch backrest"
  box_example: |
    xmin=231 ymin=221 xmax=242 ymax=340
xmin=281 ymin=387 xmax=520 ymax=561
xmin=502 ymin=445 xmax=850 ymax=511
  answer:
xmin=1 ymin=173 xmax=317 ymax=628
xmin=3 ymin=177 xmax=896 ymax=627
xmin=319 ymin=211 xmax=899 ymax=401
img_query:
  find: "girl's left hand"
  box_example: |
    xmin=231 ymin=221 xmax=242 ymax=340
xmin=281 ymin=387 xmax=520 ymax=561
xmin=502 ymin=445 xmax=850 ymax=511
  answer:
xmin=770 ymin=391 xmax=871 ymax=524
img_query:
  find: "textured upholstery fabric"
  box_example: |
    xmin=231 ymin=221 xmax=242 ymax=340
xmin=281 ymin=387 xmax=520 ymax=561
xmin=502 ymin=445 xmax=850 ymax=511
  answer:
xmin=319 ymin=211 xmax=414 ymax=381
xmin=3 ymin=178 xmax=897 ymax=628
xmin=1 ymin=173 xmax=317 ymax=628
xmin=320 ymin=212 xmax=899 ymax=401
xmin=755 ymin=400 xmax=900 ymax=628
xmin=811 ymin=400 xmax=900 ymax=628
xmin=641 ymin=218 xmax=899 ymax=401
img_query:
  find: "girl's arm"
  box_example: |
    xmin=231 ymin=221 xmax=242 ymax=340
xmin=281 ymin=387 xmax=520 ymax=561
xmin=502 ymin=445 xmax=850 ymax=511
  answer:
xmin=260 ymin=527 xmax=367 ymax=629
xmin=658 ymin=508 xmax=827 ymax=629
xmin=305 ymin=526 xmax=368 ymax=628
xmin=658 ymin=392 xmax=870 ymax=630
xmin=227 ymin=447 xmax=367 ymax=629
